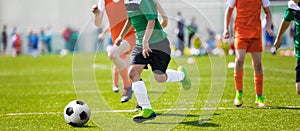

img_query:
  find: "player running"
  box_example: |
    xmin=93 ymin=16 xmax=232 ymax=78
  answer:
xmin=274 ymin=0 xmax=300 ymax=95
xmin=223 ymin=0 xmax=273 ymax=107
xmin=92 ymin=0 xmax=136 ymax=103
xmin=92 ymin=0 xmax=168 ymax=104
xmin=115 ymin=0 xmax=191 ymax=123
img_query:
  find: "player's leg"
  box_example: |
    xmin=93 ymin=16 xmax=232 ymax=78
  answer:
xmin=296 ymin=82 xmax=300 ymax=95
xmin=251 ymin=52 xmax=266 ymax=107
xmin=108 ymin=40 xmax=130 ymax=71
xmin=129 ymin=64 xmax=156 ymax=123
xmin=112 ymin=66 xmax=119 ymax=92
xmin=249 ymin=38 xmax=266 ymax=107
xmin=151 ymin=49 xmax=191 ymax=90
xmin=234 ymin=49 xmax=246 ymax=107
xmin=295 ymin=59 xmax=300 ymax=95
xmin=119 ymin=61 xmax=132 ymax=103
xmin=233 ymin=38 xmax=248 ymax=107
xmin=108 ymin=41 xmax=132 ymax=102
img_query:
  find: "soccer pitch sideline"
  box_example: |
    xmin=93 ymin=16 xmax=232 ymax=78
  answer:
xmin=0 ymin=52 xmax=299 ymax=130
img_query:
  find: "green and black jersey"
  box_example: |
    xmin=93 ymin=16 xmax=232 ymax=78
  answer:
xmin=124 ymin=0 xmax=167 ymax=45
xmin=284 ymin=1 xmax=300 ymax=59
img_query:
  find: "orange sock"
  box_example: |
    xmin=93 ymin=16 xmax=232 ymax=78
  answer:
xmin=254 ymin=74 xmax=263 ymax=95
xmin=234 ymin=71 xmax=244 ymax=91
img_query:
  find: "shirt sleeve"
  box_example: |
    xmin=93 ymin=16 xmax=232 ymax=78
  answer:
xmin=284 ymin=8 xmax=294 ymax=22
xmin=226 ymin=0 xmax=236 ymax=8
xmin=140 ymin=0 xmax=157 ymax=21
xmin=97 ymin=0 xmax=105 ymax=11
xmin=262 ymin=0 xmax=270 ymax=8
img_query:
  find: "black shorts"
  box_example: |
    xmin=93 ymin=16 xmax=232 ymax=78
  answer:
xmin=131 ymin=39 xmax=171 ymax=74
xmin=296 ymin=59 xmax=300 ymax=82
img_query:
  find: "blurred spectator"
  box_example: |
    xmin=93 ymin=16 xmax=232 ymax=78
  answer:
xmin=189 ymin=34 xmax=202 ymax=56
xmin=1 ymin=25 xmax=8 ymax=55
xmin=40 ymin=26 xmax=53 ymax=54
xmin=206 ymin=27 xmax=216 ymax=40
xmin=40 ymin=28 xmax=47 ymax=54
xmin=11 ymin=27 xmax=22 ymax=57
xmin=70 ymin=29 xmax=79 ymax=53
xmin=62 ymin=26 xmax=72 ymax=53
xmin=187 ymin=17 xmax=198 ymax=48
xmin=205 ymin=28 xmax=216 ymax=54
xmin=97 ymin=27 xmax=112 ymax=52
xmin=212 ymin=34 xmax=228 ymax=56
xmin=27 ymin=28 xmax=39 ymax=57
xmin=174 ymin=11 xmax=185 ymax=56
xmin=264 ymin=22 xmax=275 ymax=53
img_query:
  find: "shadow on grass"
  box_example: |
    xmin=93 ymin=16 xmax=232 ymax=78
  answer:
xmin=157 ymin=113 xmax=199 ymax=117
xmin=145 ymin=120 xmax=220 ymax=127
xmin=143 ymin=113 xmax=220 ymax=127
xmin=74 ymin=125 xmax=98 ymax=128
xmin=241 ymin=106 xmax=300 ymax=110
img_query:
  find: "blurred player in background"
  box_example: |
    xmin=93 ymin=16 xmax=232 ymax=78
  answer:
xmin=274 ymin=0 xmax=300 ymax=95
xmin=223 ymin=0 xmax=273 ymax=107
xmin=1 ymin=25 xmax=8 ymax=55
xmin=11 ymin=27 xmax=22 ymax=57
xmin=92 ymin=0 xmax=168 ymax=103
xmin=115 ymin=0 xmax=191 ymax=123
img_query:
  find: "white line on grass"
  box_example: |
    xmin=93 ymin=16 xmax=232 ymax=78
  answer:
xmin=1 ymin=106 xmax=299 ymax=116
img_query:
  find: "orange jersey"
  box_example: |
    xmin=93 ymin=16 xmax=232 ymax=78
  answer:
xmin=230 ymin=0 xmax=266 ymax=38
xmin=99 ymin=0 xmax=135 ymax=44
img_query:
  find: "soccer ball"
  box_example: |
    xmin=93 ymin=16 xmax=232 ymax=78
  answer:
xmin=63 ymin=100 xmax=91 ymax=127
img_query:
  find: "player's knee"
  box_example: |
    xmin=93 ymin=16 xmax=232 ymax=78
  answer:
xmin=154 ymin=77 xmax=165 ymax=83
xmin=235 ymin=59 xmax=244 ymax=67
xmin=153 ymin=73 xmax=167 ymax=83
xmin=253 ymin=62 xmax=263 ymax=73
xmin=108 ymin=51 xmax=117 ymax=60
xmin=129 ymin=70 xmax=139 ymax=82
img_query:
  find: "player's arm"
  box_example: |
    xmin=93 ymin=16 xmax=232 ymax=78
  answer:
xmin=274 ymin=19 xmax=291 ymax=50
xmin=92 ymin=4 xmax=104 ymax=27
xmin=98 ymin=28 xmax=110 ymax=40
xmin=115 ymin=19 xmax=133 ymax=46
xmin=223 ymin=6 xmax=234 ymax=39
xmin=142 ymin=19 xmax=155 ymax=58
xmin=155 ymin=0 xmax=168 ymax=28
xmin=263 ymin=6 xmax=273 ymax=36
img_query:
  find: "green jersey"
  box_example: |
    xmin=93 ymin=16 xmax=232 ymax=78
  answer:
xmin=125 ymin=0 xmax=167 ymax=45
xmin=284 ymin=1 xmax=300 ymax=59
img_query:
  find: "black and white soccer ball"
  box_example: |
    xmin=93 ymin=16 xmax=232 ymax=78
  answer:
xmin=63 ymin=100 xmax=91 ymax=127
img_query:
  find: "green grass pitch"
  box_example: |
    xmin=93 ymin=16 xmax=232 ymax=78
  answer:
xmin=0 ymin=52 xmax=299 ymax=130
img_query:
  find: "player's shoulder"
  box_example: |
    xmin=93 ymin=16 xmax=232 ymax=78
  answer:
xmin=288 ymin=0 xmax=300 ymax=11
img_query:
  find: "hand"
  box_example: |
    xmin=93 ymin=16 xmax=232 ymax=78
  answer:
xmin=266 ymin=27 xmax=274 ymax=37
xmin=115 ymin=37 xmax=122 ymax=46
xmin=160 ymin=17 xmax=168 ymax=28
xmin=92 ymin=4 xmax=100 ymax=15
xmin=223 ymin=29 xmax=230 ymax=39
xmin=142 ymin=43 xmax=152 ymax=58
xmin=160 ymin=21 xmax=168 ymax=28
xmin=273 ymin=39 xmax=281 ymax=50
xmin=98 ymin=33 xmax=104 ymax=40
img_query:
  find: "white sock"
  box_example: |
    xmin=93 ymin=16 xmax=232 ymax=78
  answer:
xmin=132 ymin=80 xmax=152 ymax=109
xmin=166 ymin=69 xmax=184 ymax=82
